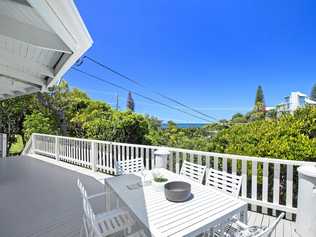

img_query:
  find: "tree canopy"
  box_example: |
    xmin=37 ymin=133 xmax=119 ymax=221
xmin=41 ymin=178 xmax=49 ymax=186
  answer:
xmin=311 ymin=83 xmax=316 ymax=101
xmin=126 ymin=91 xmax=135 ymax=111
xmin=254 ymin=85 xmax=265 ymax=111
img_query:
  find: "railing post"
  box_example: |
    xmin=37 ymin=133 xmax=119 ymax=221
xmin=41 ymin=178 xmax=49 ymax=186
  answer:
xmin=0 ymin=133 xmax=7 ymax=158
xmin=55 ymin=136 xmax=60 ymax=161
xmin=91 ymin=141 xmax=97 ymax=172
xmin=31 ymin=134 xmax=36 ymax=154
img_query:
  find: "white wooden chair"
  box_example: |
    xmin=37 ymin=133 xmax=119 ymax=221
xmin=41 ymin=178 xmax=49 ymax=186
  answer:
xmin=221 ymin=212 xmax=285 ymax=237
xmin=77 ymin=179 xmax=136 ymax=237
xmin=205 ymin=167 xmax=242 ymax=198
xmin=180 ymin=160 xmax=206 ymax=184
xmin=115 ymin=158 xmax=144 ymax=175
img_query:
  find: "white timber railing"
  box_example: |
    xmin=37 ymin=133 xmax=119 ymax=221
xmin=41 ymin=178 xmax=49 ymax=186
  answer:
xmin=29 ymin=133 xmax=316 ymax=220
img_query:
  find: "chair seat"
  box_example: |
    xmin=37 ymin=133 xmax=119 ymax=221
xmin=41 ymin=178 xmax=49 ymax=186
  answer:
xmin=95 ymin=207 xmax=135 ymax=236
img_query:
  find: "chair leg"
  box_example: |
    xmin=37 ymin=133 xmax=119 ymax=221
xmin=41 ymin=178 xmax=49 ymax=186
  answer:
xmin=82 ymin=215 xmax=89 ymax=237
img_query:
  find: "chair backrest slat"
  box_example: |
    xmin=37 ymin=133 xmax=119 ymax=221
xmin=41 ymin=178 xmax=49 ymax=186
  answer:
xmin=115 ymin=158 xmax=144 ymax=175
xmin=206 ymin=168 xmax=242 ymax=198
xmin=180 ymin=160 xmax=206 ymax=184
xmin=77 ymin=179 xmax=97 ymax=228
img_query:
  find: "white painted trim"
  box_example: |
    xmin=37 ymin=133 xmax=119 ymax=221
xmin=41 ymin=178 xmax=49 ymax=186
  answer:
xmin=241 ymin=197 xmax=297 ymax=214
xmin=0 ymin=65 xmax=44 ymax=87
xmin=0 ymin=14 xmax=71 ymax=53
xmin=0 ymin=50 xmax=54 ymax=77
xmin=26 ymin=0 xmax=93 ymax=90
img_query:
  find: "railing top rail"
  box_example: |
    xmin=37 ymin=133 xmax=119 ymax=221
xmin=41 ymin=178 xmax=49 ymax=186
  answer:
xmin=33 ymin=133 xmax=316 ymax=166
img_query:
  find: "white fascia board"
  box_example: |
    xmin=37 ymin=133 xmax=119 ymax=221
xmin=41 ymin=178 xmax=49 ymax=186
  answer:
xmin=27 ymin=0 xmax=93 ymax=55
xmin=27 ymin=0 xmax=93 ymax=90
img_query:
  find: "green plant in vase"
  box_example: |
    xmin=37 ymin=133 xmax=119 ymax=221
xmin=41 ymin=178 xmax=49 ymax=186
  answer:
xmin=152 ymin=170 xmax=168 ymax=190
xmin=154 ymin=176 xmax=168 ymax=183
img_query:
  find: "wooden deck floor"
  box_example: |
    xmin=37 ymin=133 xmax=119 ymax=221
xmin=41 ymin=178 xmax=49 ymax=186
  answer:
xmin=247 ymin=211 xmax=300 ymax=237
xmin=0 ymin=156 xmax=107 ymax=237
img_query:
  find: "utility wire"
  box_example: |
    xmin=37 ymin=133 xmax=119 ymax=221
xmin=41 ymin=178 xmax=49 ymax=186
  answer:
xmin=71 ymin=67 xmax=212 ymax=123
xmin=82 ymin=55 xmax=219 ymax=122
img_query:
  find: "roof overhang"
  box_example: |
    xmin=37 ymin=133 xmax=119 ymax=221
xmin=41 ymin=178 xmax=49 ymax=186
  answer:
xmin=0 ymin=0 xmax=93 ymax=100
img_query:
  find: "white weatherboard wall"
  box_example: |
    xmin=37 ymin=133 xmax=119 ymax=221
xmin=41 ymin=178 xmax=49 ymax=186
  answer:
xmin=0 ymin=0 xmax=93 ymax=100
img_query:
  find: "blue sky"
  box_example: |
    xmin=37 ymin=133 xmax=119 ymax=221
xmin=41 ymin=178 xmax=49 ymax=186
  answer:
xmin=65 ymin=0 xmax=316 ymax=123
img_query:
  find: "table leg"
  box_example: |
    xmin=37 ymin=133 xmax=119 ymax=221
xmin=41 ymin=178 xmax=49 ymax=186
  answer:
xmin=240 ymin=205 xmax=248 ymax=223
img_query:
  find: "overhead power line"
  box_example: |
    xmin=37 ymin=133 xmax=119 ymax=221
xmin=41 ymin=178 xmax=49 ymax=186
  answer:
xmin=71 ymin=67 xmax=213 ymax=123
xmin=82 ymin=56 xmax=219 ymax=122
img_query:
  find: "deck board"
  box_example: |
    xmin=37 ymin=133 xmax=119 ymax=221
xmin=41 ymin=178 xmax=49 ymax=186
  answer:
xmin=0 ymin=156 xmax=107 ymax=237
xmin=247 ymin=211 xmax=299 ymax=237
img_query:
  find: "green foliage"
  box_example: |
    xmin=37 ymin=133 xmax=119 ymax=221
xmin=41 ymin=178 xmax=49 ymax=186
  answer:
xmin=266 ymin=108 xmax=277 ymax=120
xmin=255 ymin=85 xmax=265 ymax=108
xmin=126 ymin=91 xmax=135 ymax=111
xmin=9 ymin=135 xmax=24 ymax=155
xmin=147 ymin=121 xmax=217 ymax=151
xmin=231 ymin=113 xmax=248 ymax=123
xmin=83 ymin=110 xmax=150 ymax=144
xmin=153 ymin=177 xmax=168 ymax=182
xmin=311 ymin=83 xmax=316 ymax=101
xmin=209 ymin=106 xmax=316 ymax=161
xmin=23 ymin=112 xmax=57 ymax=142
xmin=0 ymin=95 xmax=35 ymax=150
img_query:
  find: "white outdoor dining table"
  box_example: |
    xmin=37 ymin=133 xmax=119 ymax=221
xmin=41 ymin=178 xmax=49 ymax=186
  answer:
xmin=104 ymin=169 xmax=248 ymax=237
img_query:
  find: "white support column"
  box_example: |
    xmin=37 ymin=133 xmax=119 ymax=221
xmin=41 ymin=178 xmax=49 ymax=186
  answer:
xmin=55 ymin=136 xmax=60 ymax=161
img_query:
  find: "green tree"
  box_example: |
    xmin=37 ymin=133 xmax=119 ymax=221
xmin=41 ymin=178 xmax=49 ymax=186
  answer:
xmin=231 ymin=113 xmax=247 ymax=123
xmin=0 ymin=95 xmax=34 ymax=150
xmin=311 ymin=83 xmax=316 ymax=101
xmin=83 ymin=111 xmax=149 ymax=144
xmin=209 ymin=107 xmax=316 ymax=161
xmin=23 ymin=112 xmax=57 ymax=142
xmin=36 ymin=81 xmax=71 ymax=135
xmin=126 ymin=91 xmax=135 ymax=111
xmin=254 ymin=86 xmax=265 ymax=111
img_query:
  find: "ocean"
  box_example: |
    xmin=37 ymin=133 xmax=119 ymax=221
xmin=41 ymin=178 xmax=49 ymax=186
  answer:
xmin=161 ymin=123 xmax=207 ymax=129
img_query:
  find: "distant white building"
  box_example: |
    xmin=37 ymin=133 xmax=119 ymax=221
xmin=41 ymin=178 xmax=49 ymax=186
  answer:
xmin=276 ymin=91 xmax=316 ymax=114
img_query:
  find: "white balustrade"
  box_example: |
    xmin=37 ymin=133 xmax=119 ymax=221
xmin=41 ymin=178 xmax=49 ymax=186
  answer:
xmin=30 ymin=133 xmax=316 ymax=220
